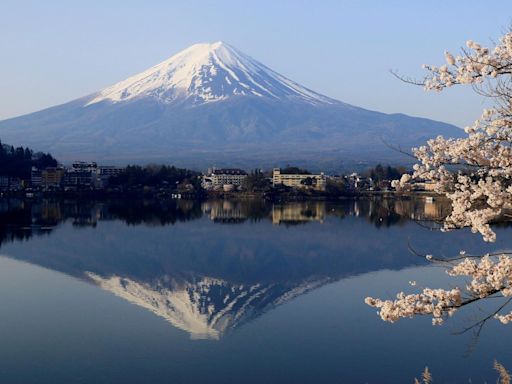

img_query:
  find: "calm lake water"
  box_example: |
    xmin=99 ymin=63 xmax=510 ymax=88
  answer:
xmin=0 ymin=197 xmax=511 ymax=383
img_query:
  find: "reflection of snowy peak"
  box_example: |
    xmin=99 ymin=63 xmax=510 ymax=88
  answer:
xmin=87 ymin=41 xmax=336 ymax=106
xmin=86 ymin=273 xmax=328 ymax=339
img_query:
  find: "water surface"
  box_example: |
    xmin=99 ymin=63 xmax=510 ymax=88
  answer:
xmin=0 ymin=198 xmax=510 ymax=383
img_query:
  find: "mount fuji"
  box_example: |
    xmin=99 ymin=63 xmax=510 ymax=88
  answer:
xmin=87 ymin=41 xmax=336 ymax=107
xmin=0 ymin=41 xmax=461 ymax=168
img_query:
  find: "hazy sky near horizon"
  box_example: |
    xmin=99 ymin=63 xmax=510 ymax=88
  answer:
xmin=1 ymin=0 xmax=511 ymax=127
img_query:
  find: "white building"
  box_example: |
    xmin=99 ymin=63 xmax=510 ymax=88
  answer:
xmin=72 ymin=161 xmax=98 ymax=173
xmin=63 ymin=162 xmax=100 ymax=188
xmin=64 ymin=162 xmax=124 ymax=189
xmin=99 ymin=166 xmax=124 ymax=178
xmin=345 ymin=173 xmax=373 ymax=190
xmin=272 ymin=168 xmax=326 ymax=191
xmin=202 ymin=168 xmax=247 ymax=190
xmin=31 ymin=167 xmax=42 ymax=187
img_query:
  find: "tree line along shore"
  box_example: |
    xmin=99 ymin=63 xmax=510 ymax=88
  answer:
xmin=0 ymin=142 xmax=437 ymax=201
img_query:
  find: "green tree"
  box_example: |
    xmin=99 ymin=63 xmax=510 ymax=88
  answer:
xmin=243 ymin=169 xmax=271 ymax=191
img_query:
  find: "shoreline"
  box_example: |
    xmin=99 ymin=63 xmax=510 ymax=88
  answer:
xmin=0 ymin=189 xmax=444 ymax=203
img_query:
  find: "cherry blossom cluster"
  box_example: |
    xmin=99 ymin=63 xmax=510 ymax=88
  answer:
xmin=422 ymin=33 xmax=512 ymax=91
xmin=449 ymin=254 xmax=512 ymax=324
xmin=369 ymin=31 xmax=512 ymax=326
xmin=448 ymin=255 xmax=512 ymax=297
xmin=365 ymin=287 xmax=461 ymax=325
xmin=393 ymin=33 xmax=512 ymax=242
xmin=393 ymin=109 xmax=512 ymax=241
xmin=366 ymin=254 xmax=512 ymax=325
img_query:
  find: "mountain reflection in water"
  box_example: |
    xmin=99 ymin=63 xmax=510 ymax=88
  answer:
xmin=0 ymin=197 xmax=451 ymax=339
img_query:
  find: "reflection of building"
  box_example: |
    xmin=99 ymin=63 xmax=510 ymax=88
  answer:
xmin=423 ymin=198 xmax=451 ymax=220
xmin=201 ymin=200 xmax=330 ymax=225
xmin=39 ymin=201 xmax=63 ymax=222
xmin=272 ymin=168 xmax=326 ymax=191
xmin=202 ymin=200 xmax=247 ymax=223
xmin=272 ymin=202 xmax=325 ymax=224
xmin=393 ymin=198 xmax=450 ymax=221
xmin=393 ymin=200 xmax=423 ymax=220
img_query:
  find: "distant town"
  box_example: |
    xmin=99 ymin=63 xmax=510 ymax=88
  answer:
xmin=0 ymin=131 xmax=440 ymax=199
xmin=0 ymin=142 xmax=437 ymax=199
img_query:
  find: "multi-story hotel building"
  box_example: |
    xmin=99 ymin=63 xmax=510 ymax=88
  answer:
xmin=272 ymin=168 xmax=326 ymax=191
xmin=203 ymin=168 xmax=248 ymax=189
xmin=41 ymin=167 xmax=65 ymax=188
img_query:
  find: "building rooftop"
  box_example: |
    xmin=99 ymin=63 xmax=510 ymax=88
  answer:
xmin=212 ymin=169 xmax=247 ymax=175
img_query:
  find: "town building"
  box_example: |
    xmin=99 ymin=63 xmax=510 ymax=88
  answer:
xmin=62 ymin=171 xmax=95 ymax=188
xmin=31 ymin=167 xmax=42 ymax=187
xmin=41 ymin=167 xmax=65 ymax=188
xmin=0 ymin=176 xmax=9 ymax=190
xmin=344 ymin=173 xmax=373 ymax=191
xmin=72 ymin=161 xmax=98 ymax=172
xmin=98 ymin=166 xmax=124 ymax=187
xmin=202 ymin=168 xmax=247 ymax=190
xmin=0 ymin=176 xmax=22 ymax=191
xmin=63 ymin=162 xmax=99 ymax=189
xmin=411 ymin=181 xmax=437 ymax=192
xmin=272 ymin=168 xmax=326 ymax=191
xmin=98 ymin=166 xmax=124 ymax=178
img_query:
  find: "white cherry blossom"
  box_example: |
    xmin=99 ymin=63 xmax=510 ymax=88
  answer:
xmin=368 ymin=31 xmax=512 ymax=325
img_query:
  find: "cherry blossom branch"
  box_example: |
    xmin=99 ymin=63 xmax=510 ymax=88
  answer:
xmin=453 ymin=297 xmax=512 ymax=336
xmin=367 ymin=30 xmax=512 ymax=327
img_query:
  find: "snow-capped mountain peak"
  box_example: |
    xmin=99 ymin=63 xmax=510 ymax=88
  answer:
xmin=0 ymin=41 xmax=462 ymax=165
xmin=86 ymin=41 xmax=337 ymax=106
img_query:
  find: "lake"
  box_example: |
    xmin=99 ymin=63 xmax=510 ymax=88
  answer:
xmin=0 ymin=197 xmax=510 ymax=383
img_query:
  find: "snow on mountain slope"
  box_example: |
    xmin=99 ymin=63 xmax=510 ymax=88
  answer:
xmin=86 ymin=41 xmax=337 ymax=106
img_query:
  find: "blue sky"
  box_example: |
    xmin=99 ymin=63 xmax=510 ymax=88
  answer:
xmin=1 ymin=0 xmax=511 ymax=127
